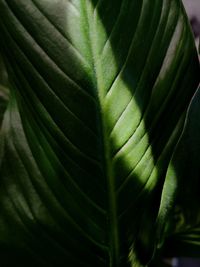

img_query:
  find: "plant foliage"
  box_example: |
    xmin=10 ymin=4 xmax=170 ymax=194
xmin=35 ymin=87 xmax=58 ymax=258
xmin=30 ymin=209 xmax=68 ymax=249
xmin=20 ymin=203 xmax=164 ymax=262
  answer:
xmin=0 ymin=0 xmax=199 ymax=266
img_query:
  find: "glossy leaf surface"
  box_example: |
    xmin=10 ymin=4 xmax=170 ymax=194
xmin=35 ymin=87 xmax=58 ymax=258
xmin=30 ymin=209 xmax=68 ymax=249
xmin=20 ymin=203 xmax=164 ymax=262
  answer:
xmin=0 ymin=0 xmax=199 ymax=266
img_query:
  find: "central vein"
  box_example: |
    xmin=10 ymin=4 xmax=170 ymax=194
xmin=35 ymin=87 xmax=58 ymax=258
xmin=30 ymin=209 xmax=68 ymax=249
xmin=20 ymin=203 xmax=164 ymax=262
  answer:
xmin=82 ymin=1 xmax=120 ymax=266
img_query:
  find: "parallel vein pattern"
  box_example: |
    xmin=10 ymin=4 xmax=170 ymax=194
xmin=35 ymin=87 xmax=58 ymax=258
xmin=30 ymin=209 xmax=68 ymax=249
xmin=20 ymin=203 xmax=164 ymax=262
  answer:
xmin=0 ymin=0 xmax=199 ymax=266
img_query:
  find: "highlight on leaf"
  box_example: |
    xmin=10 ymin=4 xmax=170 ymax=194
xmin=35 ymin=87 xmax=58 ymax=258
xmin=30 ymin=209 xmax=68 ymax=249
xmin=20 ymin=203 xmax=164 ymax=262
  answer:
xmin=0 ymin=0 xmax=199 ymax=266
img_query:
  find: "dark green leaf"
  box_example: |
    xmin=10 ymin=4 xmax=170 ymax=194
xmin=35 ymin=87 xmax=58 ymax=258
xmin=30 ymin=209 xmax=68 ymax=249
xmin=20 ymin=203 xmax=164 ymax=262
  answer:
xmin=0 ymin=0 xmax=199 ymax=266
xmin=0 ymin=54 xmax=9 ymax=126
xmin=159 ymin=87 xmax=200 ymax=257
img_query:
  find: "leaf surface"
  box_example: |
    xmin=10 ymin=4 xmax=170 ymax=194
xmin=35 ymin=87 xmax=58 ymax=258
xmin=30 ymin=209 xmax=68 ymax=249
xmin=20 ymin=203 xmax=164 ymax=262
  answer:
xmin=0 ymin=0 xmax=199 ymax=266
xmin=0 ymin=54 xmax=9 ymax=126
xmin=159 ymin=87 xmax=200 ymax=257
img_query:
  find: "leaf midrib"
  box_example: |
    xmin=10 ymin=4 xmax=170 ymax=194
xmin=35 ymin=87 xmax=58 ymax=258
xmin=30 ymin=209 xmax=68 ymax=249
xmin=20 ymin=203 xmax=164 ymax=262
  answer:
xmin=82 ymin=1 xmax=120 ymax=266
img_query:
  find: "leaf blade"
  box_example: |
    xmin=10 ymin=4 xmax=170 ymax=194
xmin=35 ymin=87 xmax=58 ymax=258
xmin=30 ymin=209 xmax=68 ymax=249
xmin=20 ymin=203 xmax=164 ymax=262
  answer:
xmin=0 ymin=0 xmax=199 ymax=266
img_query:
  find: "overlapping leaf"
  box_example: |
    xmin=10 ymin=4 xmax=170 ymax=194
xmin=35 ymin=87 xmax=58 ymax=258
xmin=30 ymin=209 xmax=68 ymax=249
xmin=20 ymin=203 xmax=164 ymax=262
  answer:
xmin=0 ymin=0 xmax=199 ymax=266
xmin=158 ymin=87 xmax=200 ymax=257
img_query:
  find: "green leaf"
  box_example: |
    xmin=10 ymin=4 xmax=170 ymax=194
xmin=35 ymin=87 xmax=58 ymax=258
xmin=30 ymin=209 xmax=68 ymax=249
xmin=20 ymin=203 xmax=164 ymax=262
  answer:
xmin=0 ymin=0 xmax=199 ymax=266
xmin=0 ymin=84 xmax=9 ymax=126
xmin=0 ymin=54 xmax=9 ymax=126
xmin=164 ymin=223 xmax=200 ymax=258
xmin=158 ymin=87 xmax=200 ymax=257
